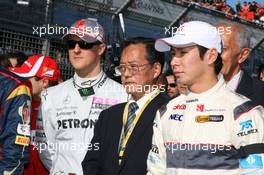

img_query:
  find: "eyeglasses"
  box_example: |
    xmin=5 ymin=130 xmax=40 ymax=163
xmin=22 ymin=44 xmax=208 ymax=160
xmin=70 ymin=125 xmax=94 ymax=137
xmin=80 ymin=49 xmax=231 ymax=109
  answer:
xmin=116 ymin=63 xmax=150 ymax=75
xmin=168 ymin=83 xmax=177 ymax=88
xmin=66 ymin=40 xmax=101 ymax=50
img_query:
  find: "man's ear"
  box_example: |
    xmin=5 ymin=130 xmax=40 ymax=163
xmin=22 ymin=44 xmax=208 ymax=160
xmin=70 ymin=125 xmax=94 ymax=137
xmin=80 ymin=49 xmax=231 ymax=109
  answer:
xmin=42 ymin=78 xmax=49 ymax=89
xmin=153 ymin=62 xmax=162 ymax=79
xmin=238 ymin=48 xmax=250 ymax=64
xmin=206 ymin=48 xmax=218 ymax=65
xmin=98 ymin=43 xmax=106 ymax=56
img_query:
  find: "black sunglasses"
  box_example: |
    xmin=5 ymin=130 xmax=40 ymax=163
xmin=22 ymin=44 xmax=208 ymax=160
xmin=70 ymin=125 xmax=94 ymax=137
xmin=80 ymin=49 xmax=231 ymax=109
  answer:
xmin=168 ymin=83 xmax=177 ymax=88
xmin=66 ymin=40 xmax=101 ymax=50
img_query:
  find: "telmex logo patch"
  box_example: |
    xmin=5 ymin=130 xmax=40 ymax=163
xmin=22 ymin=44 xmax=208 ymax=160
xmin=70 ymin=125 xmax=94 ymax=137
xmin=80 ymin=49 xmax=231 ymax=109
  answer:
xmin=195 ymin=115 xmax=224 ymax=123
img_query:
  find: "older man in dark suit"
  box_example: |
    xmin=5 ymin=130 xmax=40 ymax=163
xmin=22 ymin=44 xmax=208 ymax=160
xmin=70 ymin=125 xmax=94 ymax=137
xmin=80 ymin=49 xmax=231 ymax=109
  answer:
xmin=216 ymin=23 xmax=264 ymax=107
xmin=82 ymin=37 xmax=170 ymax=175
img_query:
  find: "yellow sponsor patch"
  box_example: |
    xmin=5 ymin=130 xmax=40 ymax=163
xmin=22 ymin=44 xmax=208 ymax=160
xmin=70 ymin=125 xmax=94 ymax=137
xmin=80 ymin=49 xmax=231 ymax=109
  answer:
xmin=196 ymin=115 xmax=224 ymax=123
xmin=6 ymin=85 xmax=31 ymax=101
xmin=195 ymin=115 xmax=209 ymax=123
xmin=15 ymin=135 xmax=30 ymax=146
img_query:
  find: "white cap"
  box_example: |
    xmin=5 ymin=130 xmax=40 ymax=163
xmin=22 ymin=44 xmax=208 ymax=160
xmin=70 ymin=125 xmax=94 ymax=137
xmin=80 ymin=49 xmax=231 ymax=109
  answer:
xmin=155 ymin=21 xmax=222 ymax=53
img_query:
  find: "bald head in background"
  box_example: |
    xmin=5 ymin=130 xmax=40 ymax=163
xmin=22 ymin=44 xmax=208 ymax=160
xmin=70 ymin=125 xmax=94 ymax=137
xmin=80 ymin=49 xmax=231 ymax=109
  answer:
xmin=216 ymin=22 xmax=264 ymax=107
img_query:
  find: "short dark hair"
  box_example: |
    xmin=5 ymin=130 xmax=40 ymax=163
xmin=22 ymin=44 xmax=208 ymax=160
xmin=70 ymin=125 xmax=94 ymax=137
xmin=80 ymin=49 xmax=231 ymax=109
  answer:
xmin=0 ymin=54 xmax=12 ymax=68
xmin=6 ymin=51 xmax=27 ymax=67
xmin=34 ymin=77 xmax=59 ymax=87
xmin=197 ymin=45 xmax=223 ymax=75
xmin=120 ymin=37 xmax=165 ymax=70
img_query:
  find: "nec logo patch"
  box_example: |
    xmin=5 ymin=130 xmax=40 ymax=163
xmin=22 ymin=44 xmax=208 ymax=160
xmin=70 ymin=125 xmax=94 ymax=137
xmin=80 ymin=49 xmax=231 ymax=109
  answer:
xmin=169 ymin=114 xmax=183 ymax=121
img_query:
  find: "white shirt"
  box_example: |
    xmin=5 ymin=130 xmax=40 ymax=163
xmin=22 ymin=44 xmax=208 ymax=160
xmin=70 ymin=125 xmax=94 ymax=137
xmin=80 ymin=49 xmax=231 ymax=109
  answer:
xmin=128 ymin=89 xmax=159 ymax=116
xmin=226 ymin=70 xmax=243 ymax=91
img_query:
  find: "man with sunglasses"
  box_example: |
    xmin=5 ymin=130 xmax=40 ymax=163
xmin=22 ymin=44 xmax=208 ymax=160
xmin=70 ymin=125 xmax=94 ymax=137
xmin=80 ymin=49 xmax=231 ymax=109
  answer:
xmin=165 ymin=70 xmax=179 ymax=98
xmin=38 ymin=18 xmax=127 ymax=175
xmin=147 ymin=21 xmax=264 ymax=174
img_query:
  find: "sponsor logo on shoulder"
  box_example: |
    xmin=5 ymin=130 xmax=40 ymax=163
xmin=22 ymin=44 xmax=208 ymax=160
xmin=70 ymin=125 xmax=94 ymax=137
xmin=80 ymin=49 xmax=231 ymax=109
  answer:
xmin=237 ymin=120 xmax=258 ymax=137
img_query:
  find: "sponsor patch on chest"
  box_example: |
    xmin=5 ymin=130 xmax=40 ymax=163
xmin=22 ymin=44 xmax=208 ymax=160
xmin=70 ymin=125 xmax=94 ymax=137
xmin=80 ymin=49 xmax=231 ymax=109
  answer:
xmin=195 ymin=115 xmax=224 ymax=123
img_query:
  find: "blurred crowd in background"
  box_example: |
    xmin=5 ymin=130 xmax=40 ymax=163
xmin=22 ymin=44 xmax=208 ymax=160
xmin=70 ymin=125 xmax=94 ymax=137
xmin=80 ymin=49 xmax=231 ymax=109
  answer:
xmin=174 ymin=0 xmax=264 ymax=24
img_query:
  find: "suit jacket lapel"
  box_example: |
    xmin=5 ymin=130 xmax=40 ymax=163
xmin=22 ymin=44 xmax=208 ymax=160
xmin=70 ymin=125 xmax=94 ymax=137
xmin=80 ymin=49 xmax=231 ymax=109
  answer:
xmin=110 ymin=103 xmax=126 ymax=173
xmin=120 ymin=94 xmax=163 ymax=167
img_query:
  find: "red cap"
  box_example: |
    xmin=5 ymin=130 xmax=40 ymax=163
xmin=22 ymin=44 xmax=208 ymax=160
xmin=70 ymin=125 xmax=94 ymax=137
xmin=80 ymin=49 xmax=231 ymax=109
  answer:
xmin=10 ymin=55 xmax=60 ymax=81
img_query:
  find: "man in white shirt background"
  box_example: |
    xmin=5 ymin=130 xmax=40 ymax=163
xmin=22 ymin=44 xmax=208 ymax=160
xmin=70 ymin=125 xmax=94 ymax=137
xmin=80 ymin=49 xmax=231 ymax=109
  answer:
xmin=216 ymin=23 xmax=264 ymax=107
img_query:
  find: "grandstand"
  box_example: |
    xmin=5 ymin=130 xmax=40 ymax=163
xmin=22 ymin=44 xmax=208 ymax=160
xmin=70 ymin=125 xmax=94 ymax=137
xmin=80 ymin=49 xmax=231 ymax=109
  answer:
xmin=0 ymin=0 xmax=263 ymax=79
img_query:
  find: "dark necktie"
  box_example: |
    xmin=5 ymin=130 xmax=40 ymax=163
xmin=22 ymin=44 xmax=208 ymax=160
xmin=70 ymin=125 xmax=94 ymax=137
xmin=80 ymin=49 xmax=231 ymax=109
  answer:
xmin=118 ymin=102 xmax=139 ymax=164
xmin=124 ymin=102 xmax=139 ymax=136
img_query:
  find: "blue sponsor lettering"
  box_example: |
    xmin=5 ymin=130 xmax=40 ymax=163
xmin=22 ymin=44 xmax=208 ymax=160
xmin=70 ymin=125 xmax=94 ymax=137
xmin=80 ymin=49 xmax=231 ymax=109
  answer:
xmin=240 ymin=120 xmax=253 ymax=131
xmin=169 ymin=114 xmax=183 ymax=121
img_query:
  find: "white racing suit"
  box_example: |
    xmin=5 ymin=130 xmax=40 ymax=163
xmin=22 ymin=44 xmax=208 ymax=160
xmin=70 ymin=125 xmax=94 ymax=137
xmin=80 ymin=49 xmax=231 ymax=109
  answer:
xmin=36 ymin=71 xmax=127 ymax=175
xmin=147 ymin=77 xmax=264 ymax=175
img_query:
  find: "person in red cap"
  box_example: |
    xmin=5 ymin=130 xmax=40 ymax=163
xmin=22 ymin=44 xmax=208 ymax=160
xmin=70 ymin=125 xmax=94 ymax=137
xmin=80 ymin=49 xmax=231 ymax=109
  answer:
xmin=37 ymin=18 xmax=127 ymax=175
xmin=10 ymin=54 xmax=60 ymax=175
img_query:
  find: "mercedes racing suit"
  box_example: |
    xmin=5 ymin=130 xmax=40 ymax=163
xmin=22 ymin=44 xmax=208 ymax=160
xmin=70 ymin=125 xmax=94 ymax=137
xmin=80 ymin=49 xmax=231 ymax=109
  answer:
xmin=0 ymin=67 xmax=32 ymax=174
xmin=36 ymin=71 xmax=127 ymax=175
xmin=147 ymin=77 xmax=264 ymax=175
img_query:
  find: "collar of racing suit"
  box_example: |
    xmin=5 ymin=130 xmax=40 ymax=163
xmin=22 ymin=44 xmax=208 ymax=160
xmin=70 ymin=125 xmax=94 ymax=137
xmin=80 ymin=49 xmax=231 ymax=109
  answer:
xmin=73 ymin=71 xmax=105 ymax=88
xmin=186 ymin=74 xmax=226 ymax=100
